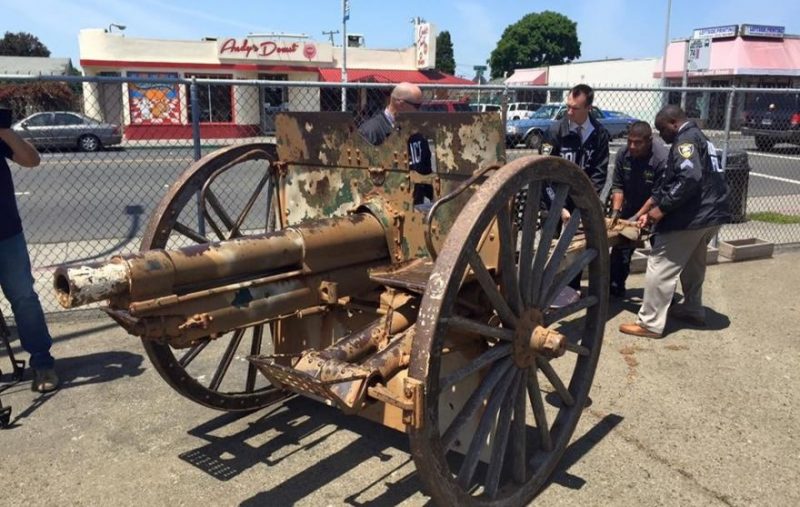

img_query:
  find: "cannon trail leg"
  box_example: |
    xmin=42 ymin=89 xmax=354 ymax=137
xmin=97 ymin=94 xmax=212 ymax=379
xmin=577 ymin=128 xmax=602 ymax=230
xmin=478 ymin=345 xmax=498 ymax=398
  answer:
xmin=408 ymin=156 xmax=609 ymax=506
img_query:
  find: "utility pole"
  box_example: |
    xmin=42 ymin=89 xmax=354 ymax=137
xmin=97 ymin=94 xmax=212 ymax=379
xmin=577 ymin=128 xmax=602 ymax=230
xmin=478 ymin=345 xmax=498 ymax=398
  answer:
xmin=341 ymin=0 xmax=350 ymax=113
xmin=322 ymin=30 xmax=339 ymax=46
xmin=661 ymin=0 xmax=672 ymax=105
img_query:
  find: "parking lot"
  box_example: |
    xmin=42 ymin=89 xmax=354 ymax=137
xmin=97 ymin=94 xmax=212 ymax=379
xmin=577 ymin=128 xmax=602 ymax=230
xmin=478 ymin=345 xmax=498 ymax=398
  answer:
xmin=1 ymin=250 xmax=798 ymax=506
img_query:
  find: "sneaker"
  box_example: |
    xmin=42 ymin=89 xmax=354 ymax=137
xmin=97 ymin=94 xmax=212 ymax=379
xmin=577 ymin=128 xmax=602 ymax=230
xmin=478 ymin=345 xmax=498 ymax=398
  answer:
xmin=668 ymin=305 xmax=706 ymax=327
xmin=609 ymin=285 xmax=626 ymax=298
xmin=32 ymin=368 xmax=60 ymax=393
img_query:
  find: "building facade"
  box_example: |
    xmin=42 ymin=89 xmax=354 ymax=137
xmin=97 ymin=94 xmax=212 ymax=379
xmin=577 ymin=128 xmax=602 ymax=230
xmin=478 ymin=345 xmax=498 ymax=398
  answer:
xmin=78 ymin=24 xmax=472 ymax=139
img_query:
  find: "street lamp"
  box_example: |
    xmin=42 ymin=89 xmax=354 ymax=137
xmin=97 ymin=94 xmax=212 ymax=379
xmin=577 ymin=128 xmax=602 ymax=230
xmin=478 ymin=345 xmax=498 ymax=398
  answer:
xmin=108 ymin=23 xmax=126 ymax=33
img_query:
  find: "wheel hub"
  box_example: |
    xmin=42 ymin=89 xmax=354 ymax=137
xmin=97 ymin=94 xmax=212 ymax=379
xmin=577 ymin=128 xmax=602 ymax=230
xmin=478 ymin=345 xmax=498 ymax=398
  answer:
xmin=513 ymin=308 xmax=567 ymax=368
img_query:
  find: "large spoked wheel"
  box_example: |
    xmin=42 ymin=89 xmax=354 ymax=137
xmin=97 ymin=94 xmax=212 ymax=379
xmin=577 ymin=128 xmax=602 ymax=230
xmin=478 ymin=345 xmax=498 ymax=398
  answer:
xmin=140 ymin=143 xmax=290 ymax=411
xmin=409 ymin=155 xmax=609 ymax=505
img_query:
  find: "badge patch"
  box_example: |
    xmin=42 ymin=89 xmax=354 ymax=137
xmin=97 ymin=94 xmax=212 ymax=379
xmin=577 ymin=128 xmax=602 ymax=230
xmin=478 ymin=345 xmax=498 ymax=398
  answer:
xmin=541 ymin=143 xmax=553 ymax=155
xmin=678 ymin=143 xmax=694 ymax=159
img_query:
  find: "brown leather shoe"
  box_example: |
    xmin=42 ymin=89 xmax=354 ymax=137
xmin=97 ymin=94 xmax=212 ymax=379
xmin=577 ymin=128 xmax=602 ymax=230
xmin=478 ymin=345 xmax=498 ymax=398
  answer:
xmin=619 ymin=322 xmax=661 ymax=338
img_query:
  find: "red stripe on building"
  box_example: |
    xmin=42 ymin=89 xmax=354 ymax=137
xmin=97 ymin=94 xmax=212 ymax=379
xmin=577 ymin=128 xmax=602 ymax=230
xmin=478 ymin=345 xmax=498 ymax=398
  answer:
xmin=318 ymin=68 xmax=475 ymax=85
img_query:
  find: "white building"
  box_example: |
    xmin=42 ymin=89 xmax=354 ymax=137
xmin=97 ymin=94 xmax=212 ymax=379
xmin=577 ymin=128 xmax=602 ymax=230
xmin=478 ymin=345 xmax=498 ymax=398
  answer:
xmin=78 ymin=24 xmax=471 ymax=140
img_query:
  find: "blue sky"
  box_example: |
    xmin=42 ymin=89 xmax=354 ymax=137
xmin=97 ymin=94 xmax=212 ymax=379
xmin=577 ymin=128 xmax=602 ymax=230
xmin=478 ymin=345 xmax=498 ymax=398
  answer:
xmin=4 ymin=0 xmax=800 ymax=76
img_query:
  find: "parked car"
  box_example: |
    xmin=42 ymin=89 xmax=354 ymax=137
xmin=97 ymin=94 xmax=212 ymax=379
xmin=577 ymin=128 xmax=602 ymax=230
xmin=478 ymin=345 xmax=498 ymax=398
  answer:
xmin=740 ymin=92 xmax=800 ymax=151
xmin=506 ymin=102 xmax=542 ymax=120
xmin=420 ymin=100 xmax=472 ymax=112
xmin=505 ymin=104 xmax=641 ymax=149
xmin=12 ymin=111 xmax=122 ymax=152
xmin=470 ymin=103 xmax=502 ymax=113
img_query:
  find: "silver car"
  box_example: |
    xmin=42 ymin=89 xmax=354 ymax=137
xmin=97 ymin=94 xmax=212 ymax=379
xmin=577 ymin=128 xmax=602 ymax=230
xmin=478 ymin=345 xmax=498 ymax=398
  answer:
xmin=12 ymin=111 xmax=122 ymax=152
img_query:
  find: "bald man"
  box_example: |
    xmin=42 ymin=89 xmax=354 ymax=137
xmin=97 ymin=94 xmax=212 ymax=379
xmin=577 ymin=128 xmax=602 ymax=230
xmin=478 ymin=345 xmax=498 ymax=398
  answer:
xmin=619 ymin=105 xmax=730 ymax=338
xmin=359 ymin=82 xmax=432 ymax=204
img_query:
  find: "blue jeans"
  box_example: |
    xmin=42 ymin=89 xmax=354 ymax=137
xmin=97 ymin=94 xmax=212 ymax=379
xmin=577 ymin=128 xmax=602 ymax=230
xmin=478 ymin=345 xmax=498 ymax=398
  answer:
xmin=610 ymin=246 xmax=634 ymax=292
xmin=0 ymin=233 xmax=54 ymax=370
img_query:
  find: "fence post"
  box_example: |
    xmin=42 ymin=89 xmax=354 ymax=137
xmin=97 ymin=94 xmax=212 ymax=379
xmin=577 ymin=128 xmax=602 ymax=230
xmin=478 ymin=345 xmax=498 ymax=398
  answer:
xmin=501 ymin=85 xmax=509 ymax=126
xmin=190 ymin=77 xmax=205 ymax=236
xmin=713 ymin=87 xmax=737 ymax=248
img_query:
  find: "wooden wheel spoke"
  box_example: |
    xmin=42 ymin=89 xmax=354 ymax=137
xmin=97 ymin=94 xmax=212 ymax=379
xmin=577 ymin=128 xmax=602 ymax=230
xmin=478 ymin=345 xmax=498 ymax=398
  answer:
xmin=540 ymin=248 xmax=598 ymax=308
xmin=245 ymin=325 xmax=265 ymax=392
xmin=456 ymin=366 xmax=518 ymax=490
xmin=442 ymin=359 xmax=512 ymax=450
xmin=178 ymin=338 xmax=211 ymax=367
xmin=529 ymin=184 xmax=569 ymax=304
xmin=544 ymin=295 xmax=598 ymax=326
xmin=173 ymin=221 xmax=208 ymax=244
xmin=539 ymin=209 xmax=582 ymax=303
xmin=511 ymin=370 xmax=528 ymax=484
xmin=445 ymin=316 xmax=514 ymax=342
xmin=440 ymin=344 xmax=512 ymax=390
xmin=485 ymin=370 xmax=524 ymax=498
xmin=527 ymin=367 xmax=553 ymax=452
xmin=536 ymin=357 xmax=575 ymax=407
xmin=202 ymin=208 xmax=228 ymax=242
xmin=565 ymin=342 xmax=590 ymax=356
xmin=204 ymin=188 xmax=237 ymax=238
xmin=497 ymin=210 xmax=522 ymax=315
xmin=466 ymin=250 xmax=517 ymax=328
xmin=209 ymin=328 xmax=245 ymax=391
xmin=230 ymin=169 xmax=271 ymax=239
xmin=519 ymin=181 xmax=542 ymax=307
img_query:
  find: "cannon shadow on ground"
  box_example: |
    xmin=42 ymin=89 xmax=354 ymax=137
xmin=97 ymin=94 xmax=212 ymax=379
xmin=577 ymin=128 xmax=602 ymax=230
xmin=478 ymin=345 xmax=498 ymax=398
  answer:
xmin=178 ymin=396 xmax=623 ymax=505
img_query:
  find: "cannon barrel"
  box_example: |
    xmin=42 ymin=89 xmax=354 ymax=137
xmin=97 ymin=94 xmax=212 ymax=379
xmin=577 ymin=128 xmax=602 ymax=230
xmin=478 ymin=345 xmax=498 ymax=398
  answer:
xmin=54 ymin=213 xmax=390 ymax=343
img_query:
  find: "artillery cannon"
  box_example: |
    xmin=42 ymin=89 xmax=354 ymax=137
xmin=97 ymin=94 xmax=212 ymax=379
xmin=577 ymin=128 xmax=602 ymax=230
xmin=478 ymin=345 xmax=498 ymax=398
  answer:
xmin=54 ymin=111 xmax=641 ymax=505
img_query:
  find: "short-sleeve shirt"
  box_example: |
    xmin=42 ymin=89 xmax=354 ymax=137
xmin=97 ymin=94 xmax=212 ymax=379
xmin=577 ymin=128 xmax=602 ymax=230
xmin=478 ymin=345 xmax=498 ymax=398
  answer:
xmin=0 ymin=140 xmax=23 ymax=240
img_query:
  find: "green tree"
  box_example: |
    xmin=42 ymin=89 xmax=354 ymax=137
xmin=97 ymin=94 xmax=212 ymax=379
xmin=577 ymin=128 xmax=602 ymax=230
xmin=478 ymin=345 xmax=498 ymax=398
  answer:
xmin=489 ymin=11 xmax=580 ymax=78
xmin=435 ymin=31 xmax=456 ymax=75
xmin=0 ymin=31 xmax=51 ymax=57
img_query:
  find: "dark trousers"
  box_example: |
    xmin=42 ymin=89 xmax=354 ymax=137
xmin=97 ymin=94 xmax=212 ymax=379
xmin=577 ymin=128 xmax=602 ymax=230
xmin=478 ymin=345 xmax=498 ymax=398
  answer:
xmin=610 ymin=246 xmax=634 ymax=292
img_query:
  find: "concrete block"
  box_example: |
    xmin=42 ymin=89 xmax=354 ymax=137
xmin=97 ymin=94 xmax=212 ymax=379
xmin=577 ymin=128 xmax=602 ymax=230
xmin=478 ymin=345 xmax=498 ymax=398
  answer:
xmin=718 ymin=238 xmax=774 ymax=262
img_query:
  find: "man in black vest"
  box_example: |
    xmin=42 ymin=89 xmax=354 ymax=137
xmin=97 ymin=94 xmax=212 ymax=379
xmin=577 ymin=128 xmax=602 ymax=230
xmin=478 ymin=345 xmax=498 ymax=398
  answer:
xmin=620 ymin=105 xmax=730 ymax=338
xmin=609 ymin=121 xmax=668 ymax=297
xmin=358 ymin=82 xmax=432 ymax=204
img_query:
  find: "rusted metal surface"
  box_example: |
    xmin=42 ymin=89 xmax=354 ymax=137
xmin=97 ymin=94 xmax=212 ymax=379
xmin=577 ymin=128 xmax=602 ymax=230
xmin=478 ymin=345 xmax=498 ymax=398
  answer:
xmin=50 ymin=111 xmax=625 ymax=505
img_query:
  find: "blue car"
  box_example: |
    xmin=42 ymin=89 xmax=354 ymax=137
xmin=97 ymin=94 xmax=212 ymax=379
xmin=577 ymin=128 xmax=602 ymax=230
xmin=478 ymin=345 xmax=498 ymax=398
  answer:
xmin=506 ymin=104 xmax=641 ymax=149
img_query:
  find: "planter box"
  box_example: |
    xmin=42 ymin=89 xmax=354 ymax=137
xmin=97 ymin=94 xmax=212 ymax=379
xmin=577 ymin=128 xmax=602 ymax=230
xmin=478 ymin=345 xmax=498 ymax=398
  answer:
xmin=718 ymin=238 xmax=774 ymax=262
xmin=706 ymin=246 xmax=719 ymax=265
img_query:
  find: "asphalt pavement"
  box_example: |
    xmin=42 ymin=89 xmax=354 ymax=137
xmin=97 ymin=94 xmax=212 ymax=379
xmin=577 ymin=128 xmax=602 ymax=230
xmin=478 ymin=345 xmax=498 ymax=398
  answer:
xmin=1 ymin=250 xmax=798 ymax=506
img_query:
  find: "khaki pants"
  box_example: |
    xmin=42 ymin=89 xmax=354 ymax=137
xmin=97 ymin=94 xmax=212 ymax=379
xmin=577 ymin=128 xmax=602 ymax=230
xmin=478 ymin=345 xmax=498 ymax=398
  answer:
xmin=637 ymin=225 xmax=720 ymax=334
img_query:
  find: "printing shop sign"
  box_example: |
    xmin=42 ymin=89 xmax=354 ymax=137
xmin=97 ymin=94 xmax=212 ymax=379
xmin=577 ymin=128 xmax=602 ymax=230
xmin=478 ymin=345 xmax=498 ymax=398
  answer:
xmin=217 ymin=37 xmax=333 ymax=63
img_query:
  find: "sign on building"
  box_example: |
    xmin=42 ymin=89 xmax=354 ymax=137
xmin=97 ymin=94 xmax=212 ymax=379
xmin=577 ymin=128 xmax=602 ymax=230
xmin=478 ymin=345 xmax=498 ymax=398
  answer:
xmin=740 ymin=24 xmax=785 ymax=39
xmin=415 ymin=23 xmax=436 ymax=70
xmin=687 ymin=38 xmax=711 ymax=72
xmin=692 ymin=25 xmax=737 ymax=40
xmin=217 ymin=36 xmax=333 ymax=63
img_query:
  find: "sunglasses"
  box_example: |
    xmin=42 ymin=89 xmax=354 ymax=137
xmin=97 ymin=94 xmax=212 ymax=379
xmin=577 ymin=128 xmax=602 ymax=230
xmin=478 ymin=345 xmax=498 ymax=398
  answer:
xmin=397 ymin=98 xmax=422 ymax=109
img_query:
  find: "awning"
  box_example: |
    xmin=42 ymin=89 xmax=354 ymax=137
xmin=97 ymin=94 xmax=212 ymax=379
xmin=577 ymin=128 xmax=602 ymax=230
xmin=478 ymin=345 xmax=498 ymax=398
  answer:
xmin=655 ymin=37 xmax=800 ymax=78
xmin=318 ymin=68 xmax=474 ymax=85
xmin=504 ymin=68 xmax=548 ymax=85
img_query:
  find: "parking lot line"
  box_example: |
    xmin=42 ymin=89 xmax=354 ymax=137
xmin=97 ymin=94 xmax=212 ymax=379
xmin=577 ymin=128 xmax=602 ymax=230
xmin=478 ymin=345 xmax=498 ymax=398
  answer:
xmin=745 ymin=151 xmax=800 ymax=161
xmin=749 ymin=171 xmax=800 ymax=185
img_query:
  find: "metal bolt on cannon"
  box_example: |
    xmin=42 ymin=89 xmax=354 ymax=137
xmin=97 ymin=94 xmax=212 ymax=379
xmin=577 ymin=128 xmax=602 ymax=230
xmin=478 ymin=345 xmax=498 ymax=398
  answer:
xmin=53 ymin=111 xmax=645 ymax=506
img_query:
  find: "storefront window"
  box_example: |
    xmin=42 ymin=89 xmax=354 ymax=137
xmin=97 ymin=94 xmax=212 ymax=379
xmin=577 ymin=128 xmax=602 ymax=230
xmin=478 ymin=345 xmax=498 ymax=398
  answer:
xmin=186 ymin=74 xmax=233 ymax=123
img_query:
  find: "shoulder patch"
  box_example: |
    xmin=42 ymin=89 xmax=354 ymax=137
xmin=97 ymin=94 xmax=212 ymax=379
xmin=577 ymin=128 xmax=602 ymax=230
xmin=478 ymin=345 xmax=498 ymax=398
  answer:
xmin=678 ymin=143 xmax=694 ymax=159
xmin=541 ymin=143 xmax=553 ymax=155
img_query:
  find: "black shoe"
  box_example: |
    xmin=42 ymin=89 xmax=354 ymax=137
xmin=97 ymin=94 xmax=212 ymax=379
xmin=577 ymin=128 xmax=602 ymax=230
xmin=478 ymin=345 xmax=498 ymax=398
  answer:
xmin=32 ymin=368 xmax=60 ymax=393
xmin=610 ymin=285 xmax=626 ymax=298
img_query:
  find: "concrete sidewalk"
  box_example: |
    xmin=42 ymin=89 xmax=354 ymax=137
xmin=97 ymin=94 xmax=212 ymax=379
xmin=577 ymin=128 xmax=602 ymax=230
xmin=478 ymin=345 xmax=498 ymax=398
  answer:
xmin=1 ymin=251 xmax=799 ymax=506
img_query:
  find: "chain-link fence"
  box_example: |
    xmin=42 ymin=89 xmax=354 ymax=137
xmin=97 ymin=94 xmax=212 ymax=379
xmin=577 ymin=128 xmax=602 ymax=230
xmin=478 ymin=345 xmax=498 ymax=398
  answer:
xmin=1 ymin=75 xmax=798 ymax=314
